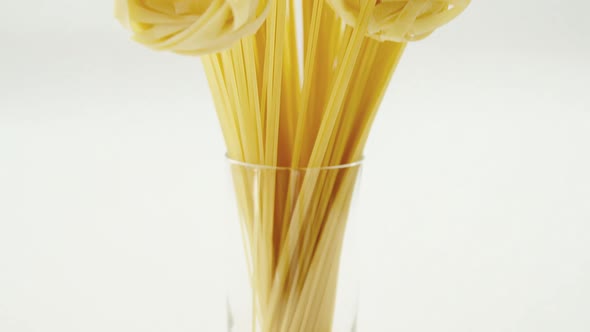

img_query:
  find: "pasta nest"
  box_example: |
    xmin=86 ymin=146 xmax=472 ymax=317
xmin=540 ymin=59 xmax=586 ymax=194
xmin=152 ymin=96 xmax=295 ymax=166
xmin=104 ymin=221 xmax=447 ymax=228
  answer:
xmin=328 ymin=0 xmax=470 ymax=42
xmin=115 ymin=0 xmax=269 ymax=55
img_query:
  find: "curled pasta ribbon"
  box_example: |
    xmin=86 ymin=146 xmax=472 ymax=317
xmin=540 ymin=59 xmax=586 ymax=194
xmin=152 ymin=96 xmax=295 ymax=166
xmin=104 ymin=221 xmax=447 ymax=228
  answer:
xmin=115 ymin=0 xmax=269 ymax=55
xmin=328 ymin=0 xmax=470 ymax=42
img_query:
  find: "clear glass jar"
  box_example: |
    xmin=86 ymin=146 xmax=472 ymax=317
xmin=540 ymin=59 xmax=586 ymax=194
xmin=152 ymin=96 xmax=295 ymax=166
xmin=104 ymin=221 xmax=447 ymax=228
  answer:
xmin=224 ymin=157 xmax=363 ymax=332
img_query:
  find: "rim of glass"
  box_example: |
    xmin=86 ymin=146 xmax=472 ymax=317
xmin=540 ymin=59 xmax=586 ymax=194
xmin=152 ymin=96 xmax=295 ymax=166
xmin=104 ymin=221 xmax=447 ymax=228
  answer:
xmin=226 ymin=154 xmax=364 ymax=171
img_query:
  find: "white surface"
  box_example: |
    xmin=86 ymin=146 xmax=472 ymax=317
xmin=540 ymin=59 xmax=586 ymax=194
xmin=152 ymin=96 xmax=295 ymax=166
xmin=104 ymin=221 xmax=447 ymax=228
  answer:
xmin=1 ymin=1 xmax=590 ymax=331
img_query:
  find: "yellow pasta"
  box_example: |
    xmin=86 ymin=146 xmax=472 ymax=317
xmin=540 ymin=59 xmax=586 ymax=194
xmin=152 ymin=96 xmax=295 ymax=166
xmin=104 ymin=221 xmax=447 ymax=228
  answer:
xmin=328 ymin=0 xmax=471 ymax=42
xmin=115 ymin=0 xmax=269 ymax=55
xmin=116 ymin=0 xmax=469 ymax=330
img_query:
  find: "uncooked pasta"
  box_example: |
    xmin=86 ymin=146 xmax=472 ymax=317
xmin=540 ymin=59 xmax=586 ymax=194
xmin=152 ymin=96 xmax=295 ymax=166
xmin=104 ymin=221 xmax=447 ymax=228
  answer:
xmin=115 ymin=0 xmax=470 ymax=330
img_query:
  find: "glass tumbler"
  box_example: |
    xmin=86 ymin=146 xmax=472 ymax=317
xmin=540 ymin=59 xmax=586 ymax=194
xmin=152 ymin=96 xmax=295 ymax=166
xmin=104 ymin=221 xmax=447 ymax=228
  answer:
xmin=224 ymin=157 xmax=362 ymax=332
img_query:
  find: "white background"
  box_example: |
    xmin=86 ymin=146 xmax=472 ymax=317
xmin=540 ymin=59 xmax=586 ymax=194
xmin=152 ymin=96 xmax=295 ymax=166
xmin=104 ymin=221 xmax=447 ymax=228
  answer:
xmin=1 ymin=1 xmax=590 ymax=331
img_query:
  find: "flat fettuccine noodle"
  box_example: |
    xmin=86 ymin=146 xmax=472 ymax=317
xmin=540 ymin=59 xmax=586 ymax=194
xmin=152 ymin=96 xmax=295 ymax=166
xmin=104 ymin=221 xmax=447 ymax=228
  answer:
xmin=327 ymin=0 xmax=471 ymax=42
xmin=115 ymin=0 xmax=269 ymax=55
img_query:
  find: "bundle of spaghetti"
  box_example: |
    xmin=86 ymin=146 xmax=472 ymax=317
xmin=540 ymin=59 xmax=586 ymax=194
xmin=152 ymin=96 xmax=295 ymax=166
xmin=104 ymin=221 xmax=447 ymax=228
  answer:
xmin=116 ymin=0 xmax=469 ymax=330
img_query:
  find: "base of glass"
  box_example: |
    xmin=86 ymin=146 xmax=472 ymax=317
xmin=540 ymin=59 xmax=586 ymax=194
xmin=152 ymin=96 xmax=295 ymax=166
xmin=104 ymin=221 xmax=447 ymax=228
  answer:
xmin=226 ymin=300 xmax=357 ymax=332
